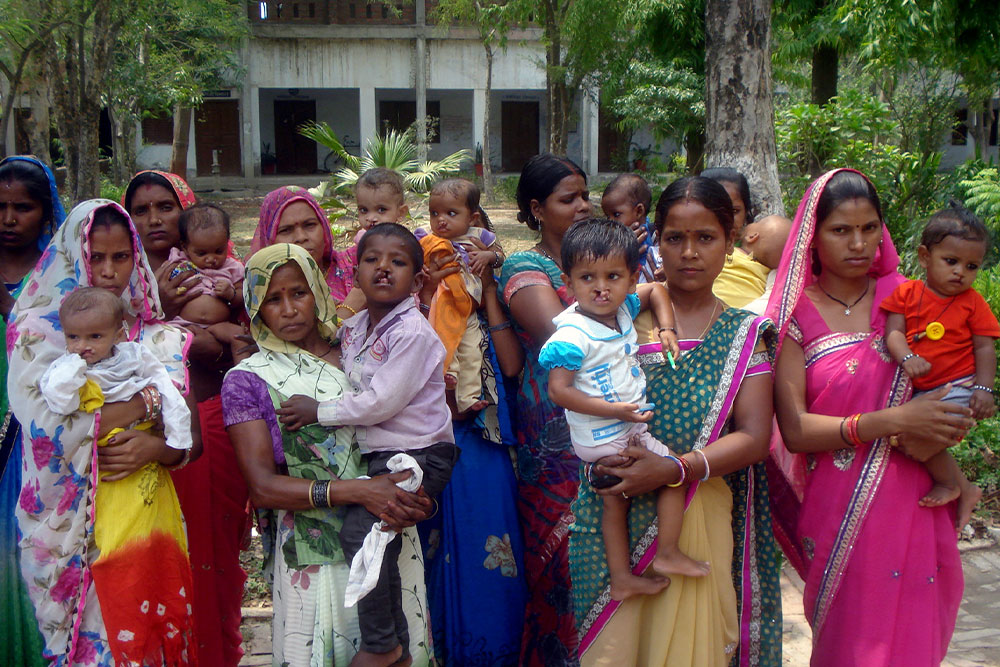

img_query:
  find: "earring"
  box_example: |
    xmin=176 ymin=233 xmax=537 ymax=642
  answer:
xmin=726 ymin=253 xmax=734 ymax=264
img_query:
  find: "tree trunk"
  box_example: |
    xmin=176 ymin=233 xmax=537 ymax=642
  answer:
xmin=170 ymin=104 xmax=193 ymax=177
xmin=810 ymin=44 xmax=838 ymax=106
xmin=970 ymin=103 xmax=994 ymax=161
xmin=25 ymin=66 xmax=53 ymax=166
xmin=109 ymin=104 xmax=137 ymax=185
xmin=482 ymin=43 xmax=494 ymax=202
xmin=542 ymin=0 xmax=569 ymax=155
xmin=685 ymin=129 xmax=705 ymax=173
xmin=704 ymin=0 xmax=783 ymax=216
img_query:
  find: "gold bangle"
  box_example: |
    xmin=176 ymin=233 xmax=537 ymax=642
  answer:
xmin=338 ymin=304 xmax=359 ymax=317
xmin=326 ymin=479 xmax=333 ymax=507
xmin=308 ymin=480 xmax=317 ymax=509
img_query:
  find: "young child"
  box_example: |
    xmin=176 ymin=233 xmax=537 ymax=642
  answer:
xmin=277 ymin=223 xmax=458 ymax=667
xmin=740 ymin=214 xmax=793 ymax=315
xmin=539 ymin=218 xmax=708 ymax=602
xmin=39 ymin=286 xmax=192 ymax=454
xmin=166 ymin=203 xmax=244 ymax=327
xmin=882 ymin=203 xmax=997 ymax=524
xmin=601 ymin=173 xmax=661 ymax=282
xmin=415 ymin=178 xmax=505 ymax=412
xmin=355 ymin=167 xmax=410 ymax=234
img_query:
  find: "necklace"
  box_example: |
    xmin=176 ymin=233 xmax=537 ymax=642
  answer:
xmin=913 ymin=283 xmax=957 ymax=341
xmin=817 ymin=278 xmax=870 ymax=316
xmin=674 ymin=298 xmax=722 ymax=340
xmin=534 ymin=244 xmax=559 ymax=267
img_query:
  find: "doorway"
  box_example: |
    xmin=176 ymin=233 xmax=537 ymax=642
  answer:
xmin=501 ymin=101 xmax=539 ymax=172
xmin=196 ymin=100 xmax=242 ymax=176
xmin=274 ymin=99 xmax=317 ymax=174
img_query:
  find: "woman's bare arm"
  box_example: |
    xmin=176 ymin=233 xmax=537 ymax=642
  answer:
xmin=507 ymin=283 xmax=565 ymax=348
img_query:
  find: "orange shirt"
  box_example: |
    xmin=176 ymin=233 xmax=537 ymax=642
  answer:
xmin=881 ymin=279 xmax=1000 ymax=390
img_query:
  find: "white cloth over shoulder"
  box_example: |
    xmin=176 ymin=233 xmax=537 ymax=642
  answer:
xmin=344 ymin=453 xmax=423 ymax=607
xmin=39 ymin=341 xmax=192 ymax=450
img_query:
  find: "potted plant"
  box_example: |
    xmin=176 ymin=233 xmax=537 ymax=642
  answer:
xmin=474 ymin=142 xmax=484 ymax=178
xmin=261 ymin=143 xmax=277 ymax=175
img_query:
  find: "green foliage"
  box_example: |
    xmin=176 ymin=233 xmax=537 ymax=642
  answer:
xmin=305 ymin=181 xmax=351 ymax=238
xmin=99 ymin=176 xmax=125 ymax=203
xmin=958 ymin=169 xmax=1000 ymax=229
xmin=299 ymin=121 xmax=470 ymax=195
xmin=775 ymin=90 xmax=948 ymax=275
xmin=495 ymin=175 xmax=520 ymax=204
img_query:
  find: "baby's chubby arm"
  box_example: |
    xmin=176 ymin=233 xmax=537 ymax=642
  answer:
xmin=636 ymin=282 xmax=679 ymax=358
xmin=885 ymin=311 xmax=931 ymax=378
xmin=547 ymin=366 xmax=652 ymax=423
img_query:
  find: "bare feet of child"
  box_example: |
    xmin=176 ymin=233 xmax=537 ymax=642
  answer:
xmin=609 ymin=572 xmax=670 ymax=601
xmin=651 ymin=547 xmax=711 ymax=578
xmin=955 ymin=479 xmax=983 ymax=535
xmin=349 ymin=646 xmax=403 ymax=667
xmin=918 ymin=483 xmax=961 ymax=509
xmin=444 ymin=373 xmax=458 ymax=389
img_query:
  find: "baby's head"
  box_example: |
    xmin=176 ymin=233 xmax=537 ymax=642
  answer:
xmin=601 ymin=173 xmax=652 ymax=230
xmin=60 ymin=287 xmax=125 ymax=365
xmin=355 ymin=222 xmax=424 ymax=310
xmin=918 ymin=202 xmax=990 ymax=297
xmin=742 ymin=214 xmax=792 ymax=270
xmin=561 ymin=218 xmax=640 ymax=318
xmin=179 ymin=203 xmax=230 ymax=270
xmin=428 ymin=178 xmax=481 ymax=240
xmin=356 ymin=168 xmax=408 ymax=230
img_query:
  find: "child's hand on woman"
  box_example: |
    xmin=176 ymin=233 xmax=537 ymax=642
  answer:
xmin=276 ymin=394 xmax=320 ymax=431
xmin=970 ymin=388 xmax=996 ymax=420
xmin=657 ymin=328 xmax=680 ymax=360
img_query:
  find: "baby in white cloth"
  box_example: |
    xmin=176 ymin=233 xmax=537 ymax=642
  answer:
xmin=39 ymin=287 xmax=191 ymax=451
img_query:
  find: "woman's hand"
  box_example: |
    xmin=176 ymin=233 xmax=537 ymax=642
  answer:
xmin=889 ymin=384 xmax=975 ymax=461
xmin=359 ymin=471 xmax=433 ymax=531
xmin=153 ymin=260 xmax=199 ymax=319
xmin=98 ymin=430 xmax=178 ymax=481
xmin=595 ymin=444 xmax=679 ymax=498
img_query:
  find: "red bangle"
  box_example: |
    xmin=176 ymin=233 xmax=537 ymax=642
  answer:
xmin=846 ymin=413 xmax=865 ymax=447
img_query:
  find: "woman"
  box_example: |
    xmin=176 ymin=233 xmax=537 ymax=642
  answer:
xmin=498 ymin=153 xmax=591 ymax=665
xmin=415 ymin=234 xmax=527 ymax=666
xmin=124 ymin=170 xmax=250 ymax=666
xmin=569 ymin=176 xmax=780 ymax=666
xmin=0 ymin=155 xmax=65 ymax=667
xmin=768 ymin=169 xmax=972 ymax=665
xmin=8 ymin=199 xmax=198 ymax=665
xmin=222 ymin=244 xmax=433 ymax=667
xmin=249 ymin=186 xmax=358 ymax=304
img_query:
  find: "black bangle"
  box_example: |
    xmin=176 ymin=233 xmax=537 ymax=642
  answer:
xmin=657 ymin=327 xmax=676 ymax=334
xmin=311 ymin=480 xmax=331 ymax=508
xmin=419 ymin=303 xmax=431 ymax=312
xmin=491 ymin=251 xmax=503 ymax=268
xmin=488 ymin=321 xmax=512 ymax=332
xmin=971 ymin=384 xmax=994 ymax=395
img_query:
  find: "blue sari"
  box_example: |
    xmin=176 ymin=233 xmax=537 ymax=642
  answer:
xmin=1 ymin=156 xmax=65 ymax=667
xmin=419 ymin=319 xmax=527 ymax=665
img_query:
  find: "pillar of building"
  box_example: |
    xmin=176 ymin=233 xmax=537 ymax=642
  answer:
xmin=581 ymin=92 xmax=600 ymax=175
xmin=472 ymin=88 xmax=486 ymax=159
xmin=360 ymin=87 xmax=377 ymax=148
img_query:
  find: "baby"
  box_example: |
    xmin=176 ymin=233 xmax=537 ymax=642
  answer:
xmin=278 ymin=223 xmax=458 ymax=667
xmin=355 ymin=167 xmax=410 ymax=236
xmin=601 ymin=173 xmax=660 ymax=283
xmin=416 ymin=178 xmax=506 ymax=412
xmin=740 ymin=214 xmax=793 ymax=315
xmin=883 ymin=203 xmax=997 ymax=524
xmin=540 ymin=218 xmax=708 ymax=602
xmin=166 ymin=203 xmax=244 ymax=327
xmin=39 ymin=287 xmax=191 ymax=453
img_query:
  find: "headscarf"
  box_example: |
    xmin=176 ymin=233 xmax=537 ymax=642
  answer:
xmin=0 ymin=155 xmax=66 ymax=252
xmin=249 ymin=186 xmax=356 ymax=301
xmin=7 ymin=200 xmax=191 ymax=661
xmin=123 ymin=170 xmax=198 ymax=210
xmin=765 ymin=168 xmax=903 ymax=352
xmin=242 ymin=243 xmax=340 ymax=356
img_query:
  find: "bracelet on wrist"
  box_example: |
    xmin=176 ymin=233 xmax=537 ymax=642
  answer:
xmin=165 ymin=448 xmax=191 ymax=472
xmin=657 ymin=327 xmax=677 ymax=335
xmin=310 ymin=480 xmax=331 ymax=509
xmin=900 ymin=353 xmax=919 ymax=365
xmin=338 ymin=304 xmax=359 ymax=317
xmin=846 ymin=413 xmax=866 ymax=447
xmin=664 ymin=455 xmax=687 ymax=487
xmin=419 ymin=303 xmax=431 ymax=313
xmin=491 ymin=251 xmax=503 ymax=268
xmin=488 ymin=320 xmax=512 ymax=332
xmin=693 ymin=448 xmax=711 ymax=481
xmin=971 ymin=384 xmax=994 ymax=394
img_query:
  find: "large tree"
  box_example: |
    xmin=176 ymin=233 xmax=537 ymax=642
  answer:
xmin=704 ymin=0 xmax=783 ymax=214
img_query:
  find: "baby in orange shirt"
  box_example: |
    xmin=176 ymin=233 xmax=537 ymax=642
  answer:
xmin=882 ymin=203 xmax=999 ymax=526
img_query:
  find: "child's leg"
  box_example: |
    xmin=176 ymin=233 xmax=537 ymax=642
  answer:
xmin=602 ymin=494 xmax=669 ymax=601
xmin=650 ymin=485 xmax=711 ymax=578
xmin=919 ymin=451 xmax=961 ymax=507
xmin=452 ymin=315 xmax=487 ymax=413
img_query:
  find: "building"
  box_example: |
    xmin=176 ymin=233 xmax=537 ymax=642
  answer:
xmin=136 ymin=0 xmax=637 ymax=183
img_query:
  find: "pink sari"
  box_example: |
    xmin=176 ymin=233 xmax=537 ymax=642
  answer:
xmin=766 ymin=170 xmax=962 ymax=666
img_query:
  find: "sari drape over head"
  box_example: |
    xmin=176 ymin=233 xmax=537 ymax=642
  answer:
xmin=570 ymin=309 xmax=782 ymax=666
xmin=249 ymin=186 xmax=356 ymax=301
xmin=1 ymin=155 xmax=66 ymax=667
xmin=8 ymin=200 xmax=195 ymax=666
xmin=765 ymin=169 xmax=963 ymax=665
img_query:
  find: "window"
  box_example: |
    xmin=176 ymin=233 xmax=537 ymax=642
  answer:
xmin=991 ymin=106 xmax=998 ymax=146
xmin=142 ymin=115 xmax=174 ymax=145
xmin=952 ymin=109 xmax=968 ymax=146
xmin=378 ymin=101 xmax=441 ymax=143
xmin=349 ymin=2 xmax=355 ymax=17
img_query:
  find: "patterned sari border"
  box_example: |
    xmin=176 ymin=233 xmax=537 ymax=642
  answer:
xmin=803 ymin=332 xmax=869 ymax=367
xmin=810 ymin=365 xmax=909 ymax=636
xmin=578 ymin=314 xmax=767 ymax=652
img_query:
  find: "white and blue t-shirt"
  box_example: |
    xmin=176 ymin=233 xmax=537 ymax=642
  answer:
xmin=538 ymin=293 xmax=647 ymax=449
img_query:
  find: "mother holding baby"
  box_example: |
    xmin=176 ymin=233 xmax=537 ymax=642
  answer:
xmin=568 ymin=176 xmax=782 ymax=666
